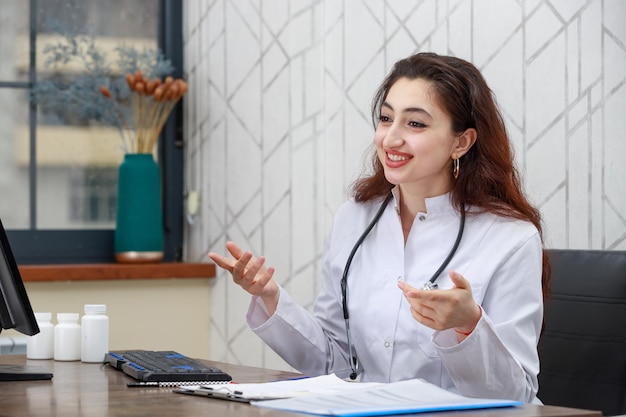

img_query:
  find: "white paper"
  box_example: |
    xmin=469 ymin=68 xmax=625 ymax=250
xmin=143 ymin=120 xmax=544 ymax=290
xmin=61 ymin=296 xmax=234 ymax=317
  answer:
xmin=175 ymin=373 xmax=382 ymax=401
xmin=251 ymin=378 xmax=523 ymax=416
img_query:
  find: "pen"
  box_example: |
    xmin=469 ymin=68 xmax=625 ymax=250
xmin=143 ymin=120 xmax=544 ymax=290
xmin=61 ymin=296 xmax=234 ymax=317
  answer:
xmin=270 ymin=376 xmax=311 ymax=382
xmin=205 ymin=386 xmax=244 ymax=395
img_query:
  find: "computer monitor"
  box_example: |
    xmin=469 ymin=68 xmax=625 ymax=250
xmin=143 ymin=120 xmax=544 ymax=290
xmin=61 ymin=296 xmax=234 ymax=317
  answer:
xmin=0 ymin=218 xmax=53 ymax=381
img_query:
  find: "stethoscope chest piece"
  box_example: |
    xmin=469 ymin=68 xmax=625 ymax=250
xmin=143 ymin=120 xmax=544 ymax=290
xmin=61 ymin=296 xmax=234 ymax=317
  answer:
xmin=421 ymin=281 xmax=439 ymax=290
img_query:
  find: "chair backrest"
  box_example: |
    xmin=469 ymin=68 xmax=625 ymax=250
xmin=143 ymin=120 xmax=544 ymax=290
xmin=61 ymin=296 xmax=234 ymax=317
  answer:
xmin=538 ymin=249 xmax=626 ymax=416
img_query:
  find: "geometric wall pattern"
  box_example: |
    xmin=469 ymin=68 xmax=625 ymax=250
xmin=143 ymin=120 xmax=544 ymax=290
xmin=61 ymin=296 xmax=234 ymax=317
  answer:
xmin=182 ymin=0 xmax=626 ymax=371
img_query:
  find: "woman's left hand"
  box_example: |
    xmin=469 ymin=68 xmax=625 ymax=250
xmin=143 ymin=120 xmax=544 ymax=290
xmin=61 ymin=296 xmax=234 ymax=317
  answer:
xmin=398 ymin=270 xmax=481 ymax=334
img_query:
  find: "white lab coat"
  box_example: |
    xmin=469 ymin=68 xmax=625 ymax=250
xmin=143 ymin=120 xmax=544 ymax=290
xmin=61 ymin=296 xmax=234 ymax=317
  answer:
xmin=247 ymin=191 xmax=544 ymax=403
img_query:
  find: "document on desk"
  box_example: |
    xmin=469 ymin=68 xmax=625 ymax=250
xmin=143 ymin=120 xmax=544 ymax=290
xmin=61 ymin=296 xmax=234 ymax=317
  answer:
xmin=175 ymin=374 xmax=523 ymax=415
xmin=250 ymin=377 xmax=523 ymax=416
xmin=174 ymin=373 xmax=381 ymax=402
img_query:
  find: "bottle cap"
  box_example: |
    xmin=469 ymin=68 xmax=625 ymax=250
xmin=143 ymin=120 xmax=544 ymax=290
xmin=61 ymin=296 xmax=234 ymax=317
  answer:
xmin=84 ymin=304 xmax=107 ymax=314
xmin=34 ymin=312 xmax=52 ymax=321
xmin=57 ymin=313 xmax=79 ymax=322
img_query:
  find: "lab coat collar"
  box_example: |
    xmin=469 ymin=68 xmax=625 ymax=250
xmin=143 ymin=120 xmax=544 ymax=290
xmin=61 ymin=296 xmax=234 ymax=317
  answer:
xmin=391 ymin=186 xmax=456 ymax=215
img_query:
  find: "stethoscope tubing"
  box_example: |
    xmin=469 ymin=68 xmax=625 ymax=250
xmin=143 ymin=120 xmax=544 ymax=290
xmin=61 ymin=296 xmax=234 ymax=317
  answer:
xmin=340 ymin=192 xmax=465 ymax=379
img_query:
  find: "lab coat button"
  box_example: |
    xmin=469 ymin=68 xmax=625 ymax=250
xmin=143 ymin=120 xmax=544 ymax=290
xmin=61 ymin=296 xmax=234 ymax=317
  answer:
xmin=384 ymin=341 xmax=390 ymax=348
xmin=418 ymin=215 xmax=426 ymax=221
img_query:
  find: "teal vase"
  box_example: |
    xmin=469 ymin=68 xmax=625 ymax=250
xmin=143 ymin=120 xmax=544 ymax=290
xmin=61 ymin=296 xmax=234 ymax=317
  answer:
xmin=114 ymin=154 xmax=164 ymax=263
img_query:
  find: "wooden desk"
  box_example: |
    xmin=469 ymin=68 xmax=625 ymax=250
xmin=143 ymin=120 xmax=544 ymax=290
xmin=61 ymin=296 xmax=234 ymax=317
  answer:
xmin=0 ymin=355 xmax=602 ymax=417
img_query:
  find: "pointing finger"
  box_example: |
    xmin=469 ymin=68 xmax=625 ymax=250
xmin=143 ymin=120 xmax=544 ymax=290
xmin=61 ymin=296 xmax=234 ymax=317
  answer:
xmin=207 ymin=252 xmax=235 ymax=272
xmin=225 ymin=241 xmax=244 ymax=259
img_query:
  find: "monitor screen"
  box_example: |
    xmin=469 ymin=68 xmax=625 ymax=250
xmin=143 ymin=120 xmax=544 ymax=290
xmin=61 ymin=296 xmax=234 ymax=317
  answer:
xmin=0 ymin=218 xmax=53 ymax=381
xmin=0 ymin=220 xmax=39 ymax=335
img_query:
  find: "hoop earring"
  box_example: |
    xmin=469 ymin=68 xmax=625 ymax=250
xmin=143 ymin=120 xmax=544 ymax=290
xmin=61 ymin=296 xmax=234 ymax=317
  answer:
xmin=453 ymin=158 xmax=460 ymax=179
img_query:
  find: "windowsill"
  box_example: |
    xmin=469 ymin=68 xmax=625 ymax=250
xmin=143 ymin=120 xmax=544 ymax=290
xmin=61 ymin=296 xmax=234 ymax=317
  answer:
xmin=18 ymin=262 xmax=216 ymax=282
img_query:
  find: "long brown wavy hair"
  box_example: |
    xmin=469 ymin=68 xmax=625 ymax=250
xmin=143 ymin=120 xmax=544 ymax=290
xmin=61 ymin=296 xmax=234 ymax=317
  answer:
xmin=352 ymin=52 xmax=550 ymax=301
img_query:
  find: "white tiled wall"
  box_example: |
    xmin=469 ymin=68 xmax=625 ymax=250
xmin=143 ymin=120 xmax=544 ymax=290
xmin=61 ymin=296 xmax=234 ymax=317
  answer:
xmin=183 ymin=0 xmax=626 ymax=370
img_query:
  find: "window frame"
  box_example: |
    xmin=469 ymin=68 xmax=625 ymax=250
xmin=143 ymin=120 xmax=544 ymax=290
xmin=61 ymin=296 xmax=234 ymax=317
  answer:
xmin=3 ymin=0 xmax=184 ymax=264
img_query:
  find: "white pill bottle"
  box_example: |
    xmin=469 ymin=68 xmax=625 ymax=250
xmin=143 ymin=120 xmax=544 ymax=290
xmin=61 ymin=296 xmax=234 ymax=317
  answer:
xmin=26 ymin=312 xmax=55 ymax=359
xmin=80 ymin=304 xmax=109 ymax=363
xmin=54 ymin=313 xmax=81 ymax=361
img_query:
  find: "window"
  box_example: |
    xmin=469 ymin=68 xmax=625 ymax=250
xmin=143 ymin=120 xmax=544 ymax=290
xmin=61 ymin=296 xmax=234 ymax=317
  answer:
xmin=69 ymin=168 xmax=118 ymax=224
xmin=0 ymin=0 xmax=183 ymax=264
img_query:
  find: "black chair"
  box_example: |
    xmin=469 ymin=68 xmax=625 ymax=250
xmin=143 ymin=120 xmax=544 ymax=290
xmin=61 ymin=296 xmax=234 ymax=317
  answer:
xmin=538 ymin=249 xmax=626 ymax=416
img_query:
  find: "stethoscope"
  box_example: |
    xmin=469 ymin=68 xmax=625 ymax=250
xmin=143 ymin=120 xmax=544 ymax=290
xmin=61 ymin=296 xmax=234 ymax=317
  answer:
xmin=341 ymin=192 xmax=466 ymax=380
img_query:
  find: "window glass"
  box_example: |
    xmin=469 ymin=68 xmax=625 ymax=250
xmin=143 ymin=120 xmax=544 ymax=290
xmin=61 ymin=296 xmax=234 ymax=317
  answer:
xmin=0 ymin=91 xmax=30 ymax=229
xmin=31 ymin=0 xmax=158 ymax=229
xmin=0 ymin=0 xmax=182 ymax=263
xmin=0 ymin=0 xmax=29 ymax=83
xmin=68 ymin=167 xmax=118 ymax=226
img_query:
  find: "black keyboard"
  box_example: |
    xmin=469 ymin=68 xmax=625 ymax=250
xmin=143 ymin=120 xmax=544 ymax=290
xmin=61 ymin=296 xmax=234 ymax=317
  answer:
xmin=106 ymin=350 xmax=232 ymax=384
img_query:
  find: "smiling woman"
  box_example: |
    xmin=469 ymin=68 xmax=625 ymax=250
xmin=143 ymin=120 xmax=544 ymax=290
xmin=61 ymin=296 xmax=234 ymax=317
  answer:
xmin=374 ymin=77 xmax=476 ymax=209
xmin=208 ymin=52 xmax=550 ymax=404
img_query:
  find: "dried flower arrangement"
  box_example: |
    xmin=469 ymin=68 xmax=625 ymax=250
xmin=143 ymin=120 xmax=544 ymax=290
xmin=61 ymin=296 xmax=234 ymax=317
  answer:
xmin=100 ymin=71 xmax=188 ymax=154
xmin=32 ymin=29 xmax=186 ymax=154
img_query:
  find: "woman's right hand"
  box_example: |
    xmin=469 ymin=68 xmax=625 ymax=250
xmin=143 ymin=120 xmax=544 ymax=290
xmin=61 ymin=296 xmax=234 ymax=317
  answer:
xmin=208 ymin=241 xmax=280 ymax=315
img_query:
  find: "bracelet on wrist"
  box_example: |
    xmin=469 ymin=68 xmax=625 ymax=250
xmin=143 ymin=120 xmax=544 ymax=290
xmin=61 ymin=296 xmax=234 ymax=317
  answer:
xmin=454 ymin=304 xmax=482 ymax=337
xmin=453 ymin=327 xmax=472 ymax=336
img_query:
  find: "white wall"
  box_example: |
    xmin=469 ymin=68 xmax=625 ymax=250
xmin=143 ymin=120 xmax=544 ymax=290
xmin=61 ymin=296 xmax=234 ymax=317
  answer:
xmin=183 ymin=0 xmax=626 ymax=370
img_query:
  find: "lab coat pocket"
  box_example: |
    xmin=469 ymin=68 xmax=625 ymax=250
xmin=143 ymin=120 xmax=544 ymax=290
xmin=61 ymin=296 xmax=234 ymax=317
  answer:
xmin=396 ymin=302 xmax=440 ymax=359
xmin=414 ymin=325 xmax=440 ymax=358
